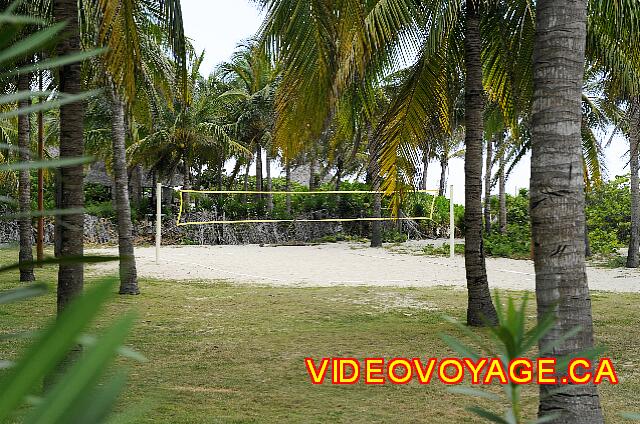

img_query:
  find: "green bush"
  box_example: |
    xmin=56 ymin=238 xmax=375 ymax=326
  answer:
xmin=423 ymin=242 xmax=465 ymax=256
xmin=382 ymin=229 xmax=407 ymax=243
xmin=483 ymin=190 xmax=531 ymax=259
xmin=588 ymin=228 xmax=621 ymax=255
xmin=484 ymin=224 xmax=531 ymax=259
xmin=85 ymin=183 xmax=112 ymax=205
xmin=586 ymin=176 xmax=630 ymax=254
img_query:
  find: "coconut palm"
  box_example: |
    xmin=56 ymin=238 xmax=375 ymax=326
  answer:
xmin=82 ymin=3 xmax=185 ymax=294
xmin=627 ymin=101 xmax=640 ymax=268
xmin=38 ymin=0 xmax=187 ymax=307
xmin=530 ymin=1 xmax=604 ymax=421
xmin=52 ymin=0 xmax=85 ymax=312
xmin=220 ymin=42 xmax=278 ymax=208
xmin=17 ymin=69 xmax=35 ymax=282
xmin=255 ymin=0 xmax=508 ymax=325
xmin=129 ymin=50 xmax=247 ymax=207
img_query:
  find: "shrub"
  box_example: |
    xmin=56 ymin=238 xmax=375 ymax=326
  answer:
xmin=484 ymin=224 xmax=531 ymax=259
xmin=586 ymin=176 xmax=631 ymax=253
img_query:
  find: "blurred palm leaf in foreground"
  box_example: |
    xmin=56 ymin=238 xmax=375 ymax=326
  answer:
xmin=0 ymin=4 xmax=137 ymax=423
xmin=0 ymin=279 xmax=141 ymax=424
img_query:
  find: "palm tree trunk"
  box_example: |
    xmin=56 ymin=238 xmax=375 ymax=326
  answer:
xmin=371 ymin=189 xmax=382 ymax=247
xmin=499 ymin=152 xmax=507 ymax=234
xmin=109 ymin=88 xmax=139 ymax=295
xmin=17 ymin=70 xmax=35 ymax=282
xmin=228 ymin=160 xmax=242 ymax=190
xmin=129 ymin=165 xmax=143 ymax=207
xmin=627 ymin=102 xmax=640 ymax=268
xmin=464 ymin=0 xmax=498 ymax=327
xmin=54 ymin=0 xmax=85 ymax=313
xmin=368 ymin=130 xmax=382 ymax=248
xmin=242 ymin=162 xmax=250 ymax=204
xmin=285 ymin=161 xmax=292 ymax=214
xmin=421 ymin=147 xmax=429 ymax=190
xmin=438 ymin=155 xmax=447 ymax=197
xmin=531 ymin=1 xmax=603 ymax=421
xmin=266 ymin=149 xmax=273 ymax=214
xmin=484 ymin=137 xmax=493 ymax=234
xmin=183 ymin=159 xmax=191 ymax=211
xmin=255 ymin=143 xmax=263 ymax=205
xmin=309 ymin=147 xmax=317 ymax=190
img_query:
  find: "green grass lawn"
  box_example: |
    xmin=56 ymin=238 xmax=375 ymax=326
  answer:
xmin=0 ymin=248 xmax=639 ymax=423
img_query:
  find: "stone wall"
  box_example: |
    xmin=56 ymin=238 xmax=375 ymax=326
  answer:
xmin=0 ymin=212 xmax=360 ymax=246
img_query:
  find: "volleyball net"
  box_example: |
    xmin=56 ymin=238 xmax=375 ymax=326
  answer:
xmin=175 ymin=189 xmax=439 ymax=226
xmin=154 ymin=185 xmax=456 ymax=262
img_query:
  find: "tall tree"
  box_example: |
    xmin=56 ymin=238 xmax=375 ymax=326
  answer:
xmin=463 ymin=0 xmax=497 ymax=326
xmin=369 ymin=129 xmax=382 ymax=248
xmin=483 ymin=136 xmax=493 ymax=234
xmin=17 ymin=69 xmax=35 ymax=282
xmin=54 ymin=0 xmax=85 ymax=312
xmin=109 ymin=87 xmax=139 ymax=294
xmin=531 ymin=0 xmax=603 ymax=421
xmin=497 ymin=132 xmax=507 ymax=234
xmin=628 ymin=102 xmax=640 ymax=268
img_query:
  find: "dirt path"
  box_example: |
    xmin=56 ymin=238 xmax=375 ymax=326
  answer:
xmin=89 ymin=241 xmax=640 ymax=292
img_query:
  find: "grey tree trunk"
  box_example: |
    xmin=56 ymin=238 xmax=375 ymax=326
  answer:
xmin=371 ymin=189 xmax=382 ymax=247
xmin=438 ymin=155 xmax=447 ymax=197
xmin=335 ymin=158 xmax=343 ymax=190
xmin=129 ymin=165 xmax=143 ymax=207
xmin=255 ymin=144 xmax=263 ymax=206
xmin=499 ymin=152 xmax=507 ymax=234
xmin=309 ymin=148 xmax=317 ymax=190
xmin=627 ymin=103 xmax=640 ymax=268
xmin=464 ymin=0 xmax=498 ymax=327
xmin=367 ymin=126 xmax=382 ymax=247
xmin=421 ymin=147 xmax=429 ymax=190
xmin=228 ymin=160 xmax=242 ymax=190
xmin=242 ymin=162 xmax=250 ymax=203
xmin=182 ymin=158 xmax=191 ymax=211
xmin=109 ymin=89 xmax=139 ymax=295
xmin=285 ymin=162 xmax=292 ymax=214
xmin=54 ymin=0 xmax=85 ymax=313
xmin=484 ymin=138 xmax=493 ymax=234
xmin=266 ymin=150 xmax=273 ymax=214
xmin=531 ymin=1 xmax=603 ymax=421
xmin=17 ymin=70 xmax=35 ymax=282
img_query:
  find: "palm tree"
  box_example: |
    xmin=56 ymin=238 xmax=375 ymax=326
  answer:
xmin=257 ymin=0 xmax=640 ymax=326
xmin=628 ymin=101 xmax=640 ymax=268
xmin=17 ymin=69 xmax=35 ymax=282
xmin=462 ymin=0 xmax=498 ymax=325
xmin=256 ymin=0 xmax=500 ymax=324
xmin=496 ymin=130 xmax=507 ymax=234
xmin=53 ymin=0 xmax=85 ymax=312
xmin=108 ymin=88 xmax=139 ymax=294
xmin=129 ymin=50 xmax=246 ymax=207
xmin=46 ymin=0 xmax=187 ymax=305
xmin=530 ymin=0 xmax=603 ymax=421
xmin=86 ymin=0 xmax=186 ymax=295
xmin=483 ymin=135 xmax=493 ymax=234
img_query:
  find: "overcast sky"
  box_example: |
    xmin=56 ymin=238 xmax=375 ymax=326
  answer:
xmin=181 ymin=0 xmax=630 ymax=203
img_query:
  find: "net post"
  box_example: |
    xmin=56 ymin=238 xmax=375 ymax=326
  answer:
xmin=156 ymin=183 xmax=161 ymax=265
xmin=449 ymin=185 xmax=455 ymax=259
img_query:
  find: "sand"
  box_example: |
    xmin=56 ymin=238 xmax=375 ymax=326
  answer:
xmin=88 ymin=241 xmax=640 ymax=292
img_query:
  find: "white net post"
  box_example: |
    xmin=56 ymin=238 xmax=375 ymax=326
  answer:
xmin=449 ymin=184 xmax=455 ymax=259
xmin=156 ymin=182 xmax=161 ymax=264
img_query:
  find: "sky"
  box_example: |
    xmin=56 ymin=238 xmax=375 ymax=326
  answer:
xmin=181 ymin=0 xmax=630 ymax=204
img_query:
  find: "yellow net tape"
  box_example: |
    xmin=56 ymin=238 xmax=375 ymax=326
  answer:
xmin=176 ymin=189 xmax=439 ymax=226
